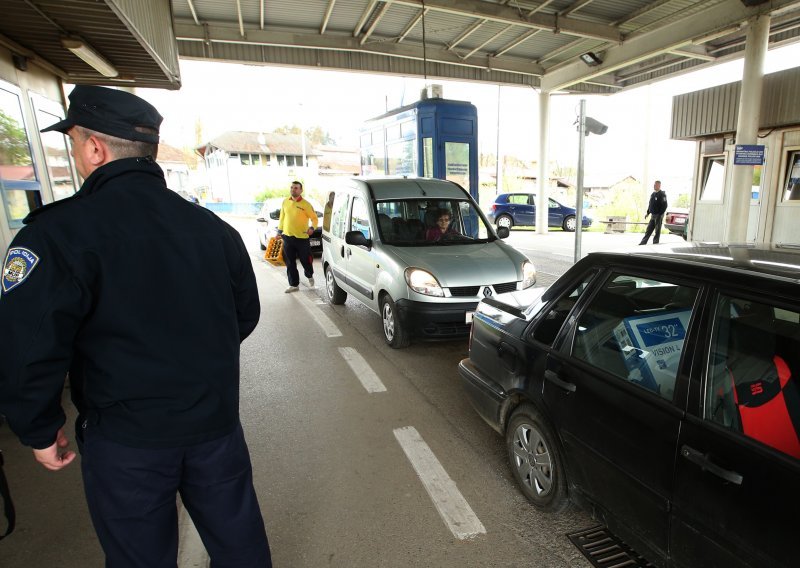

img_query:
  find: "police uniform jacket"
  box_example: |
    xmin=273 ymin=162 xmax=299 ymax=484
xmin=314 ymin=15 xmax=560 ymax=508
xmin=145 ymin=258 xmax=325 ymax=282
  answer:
xmin=646 ymin=190 xmax=668 ymax=216
xmin=0 ymin=157 xmax=260 ymax=449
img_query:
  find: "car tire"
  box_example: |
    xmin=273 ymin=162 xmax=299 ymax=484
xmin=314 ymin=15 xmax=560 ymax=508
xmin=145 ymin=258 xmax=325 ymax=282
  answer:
xmin=562 ymin=215 xmax=577 ymax=232
xmin=506 ymin=404 xmax=569 ymax=512
xmin=381 ymin=294 xmax=410 ymax=349
xmin=325 ymin=265 xmax=347 ymax=305
xmin=496 ymin=214 xmax=514 ymax=230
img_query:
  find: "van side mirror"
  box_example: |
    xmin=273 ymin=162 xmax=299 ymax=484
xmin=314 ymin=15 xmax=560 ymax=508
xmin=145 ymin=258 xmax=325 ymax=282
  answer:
xmin=345 ymin=230 xmax=372 ymax=248
xmin=497 ymin=227 xmax=510 ymax=239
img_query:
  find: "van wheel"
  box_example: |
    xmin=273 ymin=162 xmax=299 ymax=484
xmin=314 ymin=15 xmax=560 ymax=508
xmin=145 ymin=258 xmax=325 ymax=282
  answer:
xmin=562 ymin=215 xmax=577 ymax=232
xmin=496 ymin=214 xmax=514 ymax=229
xmin=506 ymin=404 xmax=569 ymax=512
xmin=381 ymin=294 xmax=410 ymax=348
xmin=325 ymin=265 xmax=347 ymax=305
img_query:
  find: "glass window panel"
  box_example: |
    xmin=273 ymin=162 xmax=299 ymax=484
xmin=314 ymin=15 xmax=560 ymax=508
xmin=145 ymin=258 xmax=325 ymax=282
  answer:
xmin=705 ymin=295 xmax=800 ymax=460
xmin=533 ymin=272 xmax=596 ymax=346
xmin=422 ymin=137 xmax=433 ymax=177
xmin=445 ymin=142 xmax=470 ymax=190
xmin=571 ymin=273 xmax=698 ymax=401
xmin=350 ymin=196 xmax=371 ymax=239
xmin=700 ymin=156 xmax=725 ymax=201
xmin=387 ymin=139 xmax=415 ymax=175
xmin=0 ymin=88 xmax=35 ymax=180
xmin=783 ymin=151 xmax=800 ymax=201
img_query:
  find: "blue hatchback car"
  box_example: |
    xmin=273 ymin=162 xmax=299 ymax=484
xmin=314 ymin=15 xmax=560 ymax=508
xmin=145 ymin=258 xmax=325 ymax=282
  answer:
xmin=487 ymin=193 xmax=592 ymax=232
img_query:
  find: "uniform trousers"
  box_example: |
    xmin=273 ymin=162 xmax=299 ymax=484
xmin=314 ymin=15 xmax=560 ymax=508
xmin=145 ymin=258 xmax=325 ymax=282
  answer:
xmin=80 ymin=422 xmax=271 ymax=568
xmin=281 ymin=235 xmax=313 ymax=286
xmin=639 ymin=214 xmax=664 ymax=245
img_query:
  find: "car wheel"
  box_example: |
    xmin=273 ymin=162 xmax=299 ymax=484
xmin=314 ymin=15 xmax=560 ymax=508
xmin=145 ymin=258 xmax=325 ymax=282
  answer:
xmin=325 ymin=265 xmax=347 ymax=305
xmin=506 ymin=404 xmax=569 ymax=512
xmin=496 ymin=214 xmax=514 ymax=229
xmin=381 ymin=294 xmax=410 ymax=348
xmin=562 ymin=215 xmax=577 ymax=232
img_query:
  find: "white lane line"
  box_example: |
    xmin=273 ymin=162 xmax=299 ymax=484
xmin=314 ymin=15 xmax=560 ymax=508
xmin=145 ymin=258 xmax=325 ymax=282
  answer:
xmin=177 ymin=500 xmax=210 ymax=568
xmin=338 ymin=347 xmax=386 ymax=393
xmin=393 ymin=426 xmax=486 ymax=540
xmin=293 ymin=289 xmax=343 ymax=337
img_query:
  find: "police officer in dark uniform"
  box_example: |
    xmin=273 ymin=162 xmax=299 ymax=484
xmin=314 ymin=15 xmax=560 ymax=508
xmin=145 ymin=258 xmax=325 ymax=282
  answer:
xmin=0 ymin=86 xmax=271 ymax=567
xmin=639 ymin=179 xmax=668 ymax=245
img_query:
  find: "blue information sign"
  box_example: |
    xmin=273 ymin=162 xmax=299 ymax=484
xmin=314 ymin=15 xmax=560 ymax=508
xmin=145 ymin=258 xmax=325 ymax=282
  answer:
xmin=734 ymin=144 xmax=765 ymax=165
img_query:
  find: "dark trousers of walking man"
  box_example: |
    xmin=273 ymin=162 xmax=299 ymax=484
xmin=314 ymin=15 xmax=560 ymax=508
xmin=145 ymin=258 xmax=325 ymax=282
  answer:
xmin=282 ymin=235 xmax=313 ymax=286
xmin=640 ymin=214 xmax=664 ymax=245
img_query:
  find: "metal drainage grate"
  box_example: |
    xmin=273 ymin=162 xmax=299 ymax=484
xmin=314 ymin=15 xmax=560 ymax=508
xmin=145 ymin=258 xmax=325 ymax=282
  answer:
xmin=567 ymin=526 xmax=655 ymax=568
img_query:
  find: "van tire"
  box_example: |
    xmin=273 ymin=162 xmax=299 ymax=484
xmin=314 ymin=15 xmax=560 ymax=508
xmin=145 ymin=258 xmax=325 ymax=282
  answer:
xmin=381 ymin=294 xmax=410 ymax=348
xmin=325 ymin=265 xmax=347 ymax=305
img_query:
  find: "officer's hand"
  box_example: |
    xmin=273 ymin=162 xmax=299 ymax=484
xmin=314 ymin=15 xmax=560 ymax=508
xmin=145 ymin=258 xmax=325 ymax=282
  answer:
xmin=645 ymin=213 xmax=650 ymax=219
xmin=32 ymin=427 xmax=76 ymax=471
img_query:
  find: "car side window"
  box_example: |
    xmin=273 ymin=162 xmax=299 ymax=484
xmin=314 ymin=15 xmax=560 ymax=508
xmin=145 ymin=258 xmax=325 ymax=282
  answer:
xmin=330 ymin=193 xmax=350 ymax=239
xmin=532 ymin=272 xmax=596 ymax=346
xmin=548 ymin=199 xmax=559 ymax=209
xmin=351 ymin=196 xmax=372 ymax=239
xmin=705 ymin=295 xmax=800 ymax=460
xmin=508 ymin=194 xmax=528 ymax=205
xmin=571 ymin=273 xmax=698 ymax=401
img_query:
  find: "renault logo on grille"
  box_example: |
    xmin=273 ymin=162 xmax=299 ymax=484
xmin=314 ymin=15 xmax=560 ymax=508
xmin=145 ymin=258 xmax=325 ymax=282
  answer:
xmin=483 ymin=287 xmax=493 ymax=298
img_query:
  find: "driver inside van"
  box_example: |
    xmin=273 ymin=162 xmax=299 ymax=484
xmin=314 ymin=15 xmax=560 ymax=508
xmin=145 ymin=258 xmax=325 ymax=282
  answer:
xmin=425 ymin=209 xmax=459 ymax=241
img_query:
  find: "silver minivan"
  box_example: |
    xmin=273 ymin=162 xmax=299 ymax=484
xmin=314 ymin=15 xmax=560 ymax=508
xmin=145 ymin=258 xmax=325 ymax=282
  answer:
xmin=322 ymin=177 xmax=536 ymax=348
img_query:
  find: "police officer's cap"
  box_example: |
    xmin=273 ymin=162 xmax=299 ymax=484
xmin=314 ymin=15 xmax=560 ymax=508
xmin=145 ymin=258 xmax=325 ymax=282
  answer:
xmin=41 ymin=85 xmax=162 ymax=144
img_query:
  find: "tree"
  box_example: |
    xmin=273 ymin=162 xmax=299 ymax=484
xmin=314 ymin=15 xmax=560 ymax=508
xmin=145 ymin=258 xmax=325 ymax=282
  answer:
xmin=0 ymin=110 xmax=32 ymax=166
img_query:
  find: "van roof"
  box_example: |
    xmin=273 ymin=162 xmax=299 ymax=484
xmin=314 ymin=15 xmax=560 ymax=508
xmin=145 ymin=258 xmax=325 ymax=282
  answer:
xmin=360 ymin=177 xmax=469 ymax=201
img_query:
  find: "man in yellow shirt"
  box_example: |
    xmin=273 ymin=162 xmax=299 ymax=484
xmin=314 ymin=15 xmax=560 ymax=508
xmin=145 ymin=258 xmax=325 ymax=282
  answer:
xmin=278 ymin=180 xmax=318 ymax=293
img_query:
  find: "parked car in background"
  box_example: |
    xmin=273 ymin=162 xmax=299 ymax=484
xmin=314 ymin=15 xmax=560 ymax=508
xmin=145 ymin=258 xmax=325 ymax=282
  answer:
xmin=665 ymin=208 xmax=689 ymax=238
xmin=487 ymin=193 xmax=592 ymax=232
xmin=459 ymin=244 xmax=800 ymax=568
xmin=256 ymin=198 xmax=323 ymax=254
xmin=322 ymin=178 xmax=536 ymax=348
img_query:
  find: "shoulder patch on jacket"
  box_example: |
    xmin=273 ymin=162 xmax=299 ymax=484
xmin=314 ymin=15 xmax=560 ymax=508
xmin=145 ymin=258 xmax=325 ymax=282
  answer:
xmin=2 ymin=247 xmax=40 ymax=293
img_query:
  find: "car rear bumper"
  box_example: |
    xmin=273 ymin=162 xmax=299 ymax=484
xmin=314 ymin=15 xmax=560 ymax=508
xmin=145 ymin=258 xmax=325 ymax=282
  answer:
xmin=395 ymin=298 xmax=478 ymax=338
xmin=458 ymin=358 xmax=506 ymax=432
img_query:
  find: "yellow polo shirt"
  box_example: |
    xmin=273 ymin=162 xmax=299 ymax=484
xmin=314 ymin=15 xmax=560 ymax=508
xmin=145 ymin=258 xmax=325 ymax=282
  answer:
xmin=278 ymin=197 xmax=318 ymax=238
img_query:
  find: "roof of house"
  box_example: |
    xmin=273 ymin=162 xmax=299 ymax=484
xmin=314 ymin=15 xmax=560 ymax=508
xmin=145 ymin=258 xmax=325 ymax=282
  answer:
xmin=197 ymin=131 xmax=320 ymax=157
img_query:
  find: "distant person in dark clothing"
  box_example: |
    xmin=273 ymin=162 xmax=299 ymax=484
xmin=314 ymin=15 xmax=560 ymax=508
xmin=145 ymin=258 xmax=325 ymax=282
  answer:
xmin=0 ymin=85 xmax=271 ymax=567
xmin=640 ymin=180 xmax=668 ymax=245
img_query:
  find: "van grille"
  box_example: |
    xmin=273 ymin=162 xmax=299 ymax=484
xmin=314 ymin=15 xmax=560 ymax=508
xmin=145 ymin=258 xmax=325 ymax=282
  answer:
xmin=449 ymin=286 xmax=480 ymax=297
xmin=493 ymin=281 xmax=517 ymax=294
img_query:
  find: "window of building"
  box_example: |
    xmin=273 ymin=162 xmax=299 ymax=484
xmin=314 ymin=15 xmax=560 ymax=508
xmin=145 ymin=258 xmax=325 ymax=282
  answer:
xmin=33 ymin=96 xmax=78 ymax=201
xmin=387 ymin=139 xmax=415 ymax=175
xmin=422 ymin=137 xmax=433 ymax=177
xmin=571 ymin=273 xmax=698 ymax=401
xmin=705 ymin=294 xmax=800 ymax=460
xmin=782 ymin=150 xmax=800 ymax=201
xmin=700 ymin=156 xmax=725 ymax=201
xmin=0 ymin=82 xmax=42 ymax=226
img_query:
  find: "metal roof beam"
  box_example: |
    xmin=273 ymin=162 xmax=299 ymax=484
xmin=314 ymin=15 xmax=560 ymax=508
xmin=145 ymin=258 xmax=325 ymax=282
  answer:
xmin=540 ymin=0 xmax=798 ymax=92
xmin=559 ymin=0 xmax=597 ymax=18
xmin=236 ymin=0 xmax=245 ymax=37
xmin=186 ymin=0 xmax=200 ymax=25
xmin=391 ymin=0 xmax=622 ymax=42
xmin=494 ymin=28 xmax=541 ymax=57
xmin=361 ymin=1 xmax=391 ymax=45
xmin=448 ymin=19 xmax=487 ymax=50
xmin=669 ymin=45 xmax=715 ymax=62
xmin=397 ymin=8 xmax=428 ymax=43
xmin=462 ymin=24 xmax=513 ymax=59
xmin=174 ymin=20 xmax=546 ymax=76
xmin=321 ymin=0 xmax=336 ymax=34
xmin=354 ymin=0 xmax=379 ymax=37
xmin=260 ymin=0 xmax=265 ymax=30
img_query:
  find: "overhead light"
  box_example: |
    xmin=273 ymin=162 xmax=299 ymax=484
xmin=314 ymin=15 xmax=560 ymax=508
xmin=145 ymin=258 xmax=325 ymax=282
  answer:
xmin=579 ymin=51 xmax=602 ymax=67
xmin=61 ymin=36 xmax=118 ymax=78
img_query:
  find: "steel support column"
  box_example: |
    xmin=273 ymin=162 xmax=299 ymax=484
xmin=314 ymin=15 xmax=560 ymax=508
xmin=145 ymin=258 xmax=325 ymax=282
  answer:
xmin=537 ymin=90 xmax=550 ymax=234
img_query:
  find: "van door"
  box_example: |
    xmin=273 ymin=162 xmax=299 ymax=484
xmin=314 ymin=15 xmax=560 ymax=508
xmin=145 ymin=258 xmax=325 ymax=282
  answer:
xmin=325 ymin=190 xmax=353 ymax=292
xmin=344 ymin=194 xmax=378 ymax=305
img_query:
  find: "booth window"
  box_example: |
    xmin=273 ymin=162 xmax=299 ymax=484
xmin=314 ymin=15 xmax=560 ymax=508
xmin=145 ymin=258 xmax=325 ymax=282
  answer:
xmin=0 ymin=83 xmax=43 ymax=227
xmin=33 ymin=98 xmax=78 ymax=202
xmin=783 ymin=151 xmax=800 ymax=201
xmin=422 ymin=137 xmax=433 ymax=177
xmin=387 ymin=139 xmax=415 ymax=175
xmin=444 ymin=141 xmax=470 ymax=191
xmin=700 ymin=156 xmax=725 ymax=201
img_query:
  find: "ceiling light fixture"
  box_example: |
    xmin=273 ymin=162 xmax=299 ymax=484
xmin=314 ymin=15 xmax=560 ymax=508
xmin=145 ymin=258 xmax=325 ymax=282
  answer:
xmin=61 ymin=36 xmax=118 ymax=78
xmin=579 ymin=51 xmax=602 ymax=67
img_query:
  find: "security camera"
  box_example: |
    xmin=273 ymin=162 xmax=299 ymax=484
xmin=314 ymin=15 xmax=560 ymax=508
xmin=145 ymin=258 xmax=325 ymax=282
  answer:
xmin=584 ymin=116 xmax=608 ymax=136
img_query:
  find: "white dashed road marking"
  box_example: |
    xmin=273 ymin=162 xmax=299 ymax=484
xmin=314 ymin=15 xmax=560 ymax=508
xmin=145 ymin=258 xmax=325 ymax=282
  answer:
xmin=338 ymin=346 xmax=387 ymax=393
xmin=293 ymin=288 xmax=343 ymax=337
xmin=393 ymin=426 xmax=486 ymax=540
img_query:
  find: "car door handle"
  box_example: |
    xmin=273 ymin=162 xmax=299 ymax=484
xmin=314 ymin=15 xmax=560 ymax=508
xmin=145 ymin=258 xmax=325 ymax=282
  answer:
xmin=544 ymin=369 xmax=576 ymax=393
xmin=680 ymin=445 xmax=743 ymax=485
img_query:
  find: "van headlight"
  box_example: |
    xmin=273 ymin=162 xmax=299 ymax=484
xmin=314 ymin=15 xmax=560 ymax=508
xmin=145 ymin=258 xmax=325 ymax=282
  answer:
xmin=521 ymin=260 xmax=536 ymax=289
xmin=405 ymin=268 xmax=444 ymax=297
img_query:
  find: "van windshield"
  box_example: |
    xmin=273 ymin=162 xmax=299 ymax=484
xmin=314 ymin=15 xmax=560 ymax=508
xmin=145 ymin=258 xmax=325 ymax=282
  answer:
xmin=375 ymin=199 xmax=493 ymax=246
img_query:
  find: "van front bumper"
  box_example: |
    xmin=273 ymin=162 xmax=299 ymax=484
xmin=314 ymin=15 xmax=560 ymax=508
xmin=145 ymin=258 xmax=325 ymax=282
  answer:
xmin=394 ymin=298 xmax=479 ymax=339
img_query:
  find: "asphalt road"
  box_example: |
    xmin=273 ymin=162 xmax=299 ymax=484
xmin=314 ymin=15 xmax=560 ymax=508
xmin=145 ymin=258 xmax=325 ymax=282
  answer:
xmin=0 ymin=220 xmax=682 ymax=567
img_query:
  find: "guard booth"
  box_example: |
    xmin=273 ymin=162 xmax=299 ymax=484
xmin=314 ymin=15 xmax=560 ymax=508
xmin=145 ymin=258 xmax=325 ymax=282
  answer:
xmin=359 ymin=97 xmax=479 ymax=200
